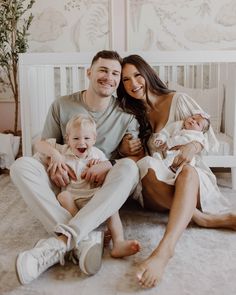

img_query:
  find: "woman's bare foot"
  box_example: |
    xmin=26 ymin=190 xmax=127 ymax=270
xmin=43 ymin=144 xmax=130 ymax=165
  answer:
xmin=193 ymin=210 xmax=236 ymax=230
xmin=136 ymin=244 xmax=173 ymax=288
xmin=111 ymin=240 xmax=141 ymax=258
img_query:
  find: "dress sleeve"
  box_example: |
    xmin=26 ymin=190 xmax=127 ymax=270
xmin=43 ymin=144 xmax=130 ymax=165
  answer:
xmin=172 ymin=93 xmax=219 ymax=153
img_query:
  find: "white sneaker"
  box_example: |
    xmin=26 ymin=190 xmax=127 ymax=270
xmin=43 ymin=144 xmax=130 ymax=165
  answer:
xmin=16 ymin=237 xmax=67 ymax=285
xmin=74 ymin=231 xmax=104 ymax=275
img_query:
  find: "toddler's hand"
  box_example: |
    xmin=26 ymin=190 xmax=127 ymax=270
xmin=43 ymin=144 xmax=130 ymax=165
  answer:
xmin=87 ymin=158 xmax=101 ymax=167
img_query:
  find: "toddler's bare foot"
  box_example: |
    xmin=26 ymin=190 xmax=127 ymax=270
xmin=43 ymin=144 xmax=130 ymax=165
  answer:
xmin=111 ymin=240 xmax=141 ymax=258
xmin=136 ymin=245 xmax=173 ymax=288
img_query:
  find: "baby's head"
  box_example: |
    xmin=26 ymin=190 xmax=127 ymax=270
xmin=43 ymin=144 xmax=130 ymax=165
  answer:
xmin=65 ymin=114 xmax=97 ymax=158
xmin=184 ymin=111 xmax=210 ymax=133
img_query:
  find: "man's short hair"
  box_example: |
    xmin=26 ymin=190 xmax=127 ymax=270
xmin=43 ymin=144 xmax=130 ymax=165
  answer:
xmin=91 ymin=50 xmax=123 ymax=66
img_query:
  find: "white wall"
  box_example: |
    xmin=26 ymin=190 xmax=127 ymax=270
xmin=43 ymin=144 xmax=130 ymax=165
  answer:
xmin=1 ymin=0 xmax=236 ymax=131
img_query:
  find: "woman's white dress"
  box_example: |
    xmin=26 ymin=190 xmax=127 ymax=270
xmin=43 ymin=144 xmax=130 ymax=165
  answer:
xmin=134 ymin=92 xmax=229 ymax=214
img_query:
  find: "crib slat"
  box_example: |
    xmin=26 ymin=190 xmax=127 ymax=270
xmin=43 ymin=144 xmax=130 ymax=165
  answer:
xmin=60 ymin=66 xmax=67 ymax=96
xmin=195 ymin=65 xmax=203 ymax=89
xmin=30 ymin=66 xmax=55 ymax=142
xmin=158 ymin=66 xmax=165 ymax=82
xmin=72 ymin=66 xmax=79 ymax=93
xmin=184 ymin=65 xmax=189 ymax=87
xmin=172 ymin=65 xmax=177 ymax=83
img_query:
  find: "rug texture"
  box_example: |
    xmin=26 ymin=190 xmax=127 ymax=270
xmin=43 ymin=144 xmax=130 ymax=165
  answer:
xmin=0 ymin=173 xmax=236 ymax=295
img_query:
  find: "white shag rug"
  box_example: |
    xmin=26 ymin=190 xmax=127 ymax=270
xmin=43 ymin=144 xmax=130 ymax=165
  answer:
xmin=0 ymin=173 xmax=236 ymax=295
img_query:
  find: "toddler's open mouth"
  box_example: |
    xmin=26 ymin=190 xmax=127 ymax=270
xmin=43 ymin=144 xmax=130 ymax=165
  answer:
xmin=77 ymin=148 xmax=86 ymax=153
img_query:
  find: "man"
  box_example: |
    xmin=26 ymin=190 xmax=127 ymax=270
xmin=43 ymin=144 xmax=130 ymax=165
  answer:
xmin=10 ymin=50 xmax=140 ymax=284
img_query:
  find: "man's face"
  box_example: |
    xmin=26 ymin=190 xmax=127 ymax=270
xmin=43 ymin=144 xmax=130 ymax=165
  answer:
xmin=87 ymin=58 xmax=121 ymax=98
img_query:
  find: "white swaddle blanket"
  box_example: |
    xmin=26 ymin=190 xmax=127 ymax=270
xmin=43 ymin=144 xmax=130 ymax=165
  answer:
xmin=0 ymin=133 xmax=20 ymax=169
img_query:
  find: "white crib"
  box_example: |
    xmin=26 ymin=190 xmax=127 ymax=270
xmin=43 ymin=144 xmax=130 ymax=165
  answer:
xmin=19 ymin=51 xmax=236 ymax=189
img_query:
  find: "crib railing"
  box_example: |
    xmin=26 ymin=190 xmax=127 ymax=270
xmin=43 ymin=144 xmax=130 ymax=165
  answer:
xmin=19 ymin=51 xmax=236 ymax=189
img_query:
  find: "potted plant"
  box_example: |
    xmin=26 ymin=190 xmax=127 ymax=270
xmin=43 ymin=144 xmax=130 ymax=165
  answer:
xmin=0 ymin=0 xmax=35 ymax=136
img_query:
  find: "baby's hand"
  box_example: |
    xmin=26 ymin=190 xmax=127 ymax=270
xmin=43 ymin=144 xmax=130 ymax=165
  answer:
xmin=154 ymin=138 xmax=164 ymax=147
xmin=87 ymin=158 xmax=101 ymax=167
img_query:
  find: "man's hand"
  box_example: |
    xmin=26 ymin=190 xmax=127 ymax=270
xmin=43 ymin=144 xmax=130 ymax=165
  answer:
xmin=170 ymin=141 xmax=202 ymax=169
xmin=81 ymin=160 xmax=112 ymax=186
xmin=118 ymin=134 xmax=143 ymax=156
xmin=47 ymin=152 xmax=67 ymax=175
xmin=48 ymin=164 xmax=77 ymax=187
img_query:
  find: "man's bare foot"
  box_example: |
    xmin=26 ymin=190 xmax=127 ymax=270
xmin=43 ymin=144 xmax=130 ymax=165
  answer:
xmin=111 ymin=240 xmax=141 ymax=258
xmin=136 ymin=245 xmax=173 ymax=288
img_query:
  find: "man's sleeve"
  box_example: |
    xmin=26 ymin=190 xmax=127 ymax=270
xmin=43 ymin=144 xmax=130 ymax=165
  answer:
xmin=126 ymin=116 xmax=140 ymax=137
xmin=41 ymin=101 xmax=63 ymax=143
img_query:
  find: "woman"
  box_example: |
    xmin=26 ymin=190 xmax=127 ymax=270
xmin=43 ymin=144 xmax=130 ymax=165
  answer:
xmin=117 ymin=54 xmax=236 ymax=289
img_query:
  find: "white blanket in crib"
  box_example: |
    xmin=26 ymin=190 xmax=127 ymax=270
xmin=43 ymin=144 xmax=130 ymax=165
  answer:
xmin=0 ymin=133 xmax=20 ymax=169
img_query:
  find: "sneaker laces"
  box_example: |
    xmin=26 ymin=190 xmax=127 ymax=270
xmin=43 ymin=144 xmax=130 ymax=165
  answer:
xmin=33 ymin=245 xmax=66 ymax=272
xmin=68 ymin=250 xmax=79 ymax=265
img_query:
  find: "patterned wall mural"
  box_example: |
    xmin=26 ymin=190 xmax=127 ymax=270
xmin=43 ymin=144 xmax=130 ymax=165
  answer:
xmin=126 ymin=0 xmax=236 ymax=50
xmin=28 ymin=0 xmax=111 ymax=53
xmin=1 ymin=0 xmax=236 ymax=102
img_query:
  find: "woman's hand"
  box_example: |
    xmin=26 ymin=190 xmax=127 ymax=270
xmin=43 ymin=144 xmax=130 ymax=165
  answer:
xmin=170 ymin=141 xmax=202 ymax=169
xmin=118 ymin=134 xmax=143 ymax=157
xmin=157 ymin=142 xmax=168 ymax=152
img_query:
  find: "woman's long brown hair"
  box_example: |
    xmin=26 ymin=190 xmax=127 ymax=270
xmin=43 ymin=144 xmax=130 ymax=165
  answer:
xmin=117 ymin=54 xmax=173 ymax=153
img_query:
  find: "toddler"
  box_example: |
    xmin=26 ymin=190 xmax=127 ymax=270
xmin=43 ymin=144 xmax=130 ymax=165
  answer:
xmin=35 ymin=114 xmax=140 ymax=273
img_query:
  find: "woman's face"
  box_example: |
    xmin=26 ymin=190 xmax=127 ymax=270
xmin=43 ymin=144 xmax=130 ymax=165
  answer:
xmin=122 ymin=63 xmax=146 ymax=100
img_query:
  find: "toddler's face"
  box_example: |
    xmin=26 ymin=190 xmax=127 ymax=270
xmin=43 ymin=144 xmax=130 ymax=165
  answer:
xmin=68 ymin=126 xmax=96 ymax=158
xmin=184 ymin=114 xmax=207 ymax=132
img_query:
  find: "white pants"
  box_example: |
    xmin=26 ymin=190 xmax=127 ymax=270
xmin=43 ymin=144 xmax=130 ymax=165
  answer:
xmin=10 ymin=157 xmax=139 ymax=248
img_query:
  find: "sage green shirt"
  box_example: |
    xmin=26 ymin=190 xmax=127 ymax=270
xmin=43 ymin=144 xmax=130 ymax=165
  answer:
xmin=41 ymin=91 xmax=139 ymax=159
